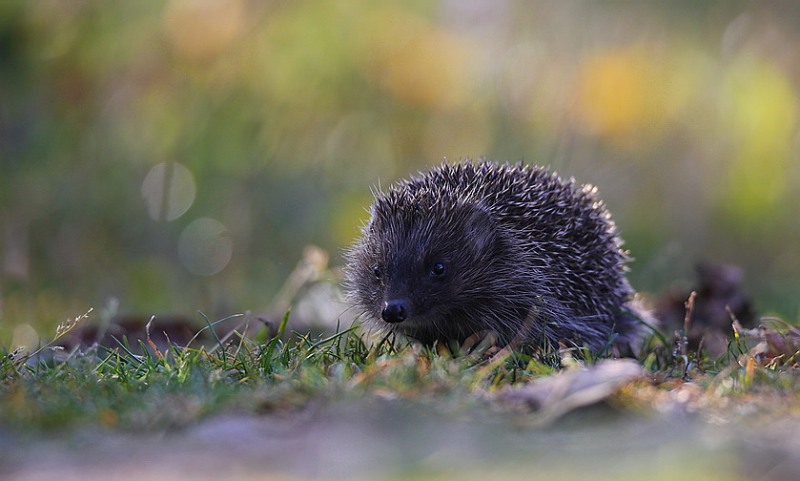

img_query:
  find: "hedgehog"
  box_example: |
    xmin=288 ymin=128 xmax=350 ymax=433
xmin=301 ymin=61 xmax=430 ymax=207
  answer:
xmin=344 ymin=160 xmax=649 ymax=355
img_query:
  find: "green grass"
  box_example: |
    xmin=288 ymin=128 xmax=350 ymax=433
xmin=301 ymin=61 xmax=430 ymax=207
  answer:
xmin=0 ymin=309 xmax=494 ymax=431
xmin=2 ymin=306 xmax=800 ymax=434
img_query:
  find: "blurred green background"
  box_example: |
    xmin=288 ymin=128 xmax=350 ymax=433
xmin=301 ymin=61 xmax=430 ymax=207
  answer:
xmin=1 ymin=1 xmax=799 ymax=340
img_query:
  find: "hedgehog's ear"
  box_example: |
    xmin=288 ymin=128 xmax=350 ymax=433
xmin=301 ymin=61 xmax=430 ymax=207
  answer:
xmin=465 ymin=206 xmax=497 ymax=253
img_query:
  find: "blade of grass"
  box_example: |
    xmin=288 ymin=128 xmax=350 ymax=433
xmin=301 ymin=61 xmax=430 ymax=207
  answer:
xmin=260 ymin=310 xmax=292 ymax=373
xmin=275 ymin=309 xmax=290 ymax=338
xmin=185 ymin=313 xmax=244 ymax=348
xmin=109 ymin=335 xmax=144 ymax=366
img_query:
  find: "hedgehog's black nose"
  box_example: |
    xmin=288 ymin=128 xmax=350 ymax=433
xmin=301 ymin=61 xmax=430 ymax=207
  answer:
xmin=382 ymin=300 xmax=409 ymax=323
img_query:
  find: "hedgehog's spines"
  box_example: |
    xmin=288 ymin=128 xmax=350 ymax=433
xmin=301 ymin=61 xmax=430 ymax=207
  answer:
xmin=345 ymin=159 xmax=647 ymax=354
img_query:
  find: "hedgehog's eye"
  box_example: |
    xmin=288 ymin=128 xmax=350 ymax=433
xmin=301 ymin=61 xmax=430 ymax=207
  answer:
xmin=373 ymin=266 xmax=382 ymax=280
xmin=430 ymin=262 xmax=446 ymax=277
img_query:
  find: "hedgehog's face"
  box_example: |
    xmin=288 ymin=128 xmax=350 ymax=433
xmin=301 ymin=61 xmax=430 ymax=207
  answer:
xmin=347 ymin=200 xmax=500 ymax=344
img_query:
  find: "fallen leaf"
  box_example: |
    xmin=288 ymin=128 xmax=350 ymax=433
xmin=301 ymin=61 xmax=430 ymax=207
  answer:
xmin=494 ymin=359 xmax=645 ymax=424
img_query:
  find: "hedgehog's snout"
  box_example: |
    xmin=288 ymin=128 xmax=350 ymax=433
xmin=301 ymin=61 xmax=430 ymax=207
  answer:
xmin=382 ymin=299 xmax=409 ymax=323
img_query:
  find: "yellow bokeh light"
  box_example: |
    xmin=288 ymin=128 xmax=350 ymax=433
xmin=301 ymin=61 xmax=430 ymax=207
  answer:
xmin=576 ymin=47 xmax=689 ymax=149
xmin=719 ymin=57 xmax=797 ymax=224
xmin=358 ymin=9 xmax=473 ymax=111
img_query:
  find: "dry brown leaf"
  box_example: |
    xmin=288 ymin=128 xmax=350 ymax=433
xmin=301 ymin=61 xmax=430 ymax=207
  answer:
xmin=494 ymin=359 xmax=645 ymax=424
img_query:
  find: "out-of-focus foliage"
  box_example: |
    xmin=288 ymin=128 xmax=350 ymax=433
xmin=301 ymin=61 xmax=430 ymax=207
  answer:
xmin=1 ymin=1 xmax=799 ymax=339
